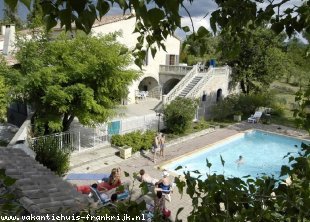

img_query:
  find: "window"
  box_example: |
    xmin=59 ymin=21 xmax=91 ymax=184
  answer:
xmin=166 ymin=54 xmax=179 ymax=66
xmin=169 ymin=55 xmax=176 ymax=65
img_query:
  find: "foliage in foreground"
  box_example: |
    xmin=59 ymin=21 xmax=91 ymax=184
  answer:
xmin=111 ymin=130 xmax=156 ymax=153
xmin=30 ymin=137 xmax=71 ymax=176
xmin=174 ymin=142 xmax=310 ymax=221
xmin=163 ymin=97 xmax=197 ymax=134
xmin=294 ymin=83 xmax=310 ymax=134
xmin=0 ymin=169 xmax=24 ymax=216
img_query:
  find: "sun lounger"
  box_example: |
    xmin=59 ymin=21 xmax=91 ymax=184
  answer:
xmin=247 ymin=111 xmax=263 ymax=123
xmin=65 ymin=173 xmax=110 ymax=180
xmin=89 ymin=186 xmax=130 ymax=206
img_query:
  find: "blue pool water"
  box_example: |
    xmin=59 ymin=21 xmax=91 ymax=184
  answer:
xmin=165 ymin=130 xmax=308 ymax=179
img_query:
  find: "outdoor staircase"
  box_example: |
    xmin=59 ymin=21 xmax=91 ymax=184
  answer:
xmin=179 ymin=76 xmax=203 ymax=97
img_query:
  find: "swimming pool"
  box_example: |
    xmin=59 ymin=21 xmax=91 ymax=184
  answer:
xmin=164 ymin=130 xmax=308 ymax=179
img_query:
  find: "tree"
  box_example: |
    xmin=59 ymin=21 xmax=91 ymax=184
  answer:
xmin=285 ymin=38 xmax=310 ymax=86
xmin=181 ymin=27 xmax=220 ymax=65
xmin=27 ymin=0 xmax=44 ymax=29
xmin=294 ymin=83 xmax=310 ymax=134
xmin=163 ymin=97 xmax=197 ymax=134
xmin=4 ymin=32 xmax=139 ymax=134
xmin=220 ymin=27 xmax=288 ymax=94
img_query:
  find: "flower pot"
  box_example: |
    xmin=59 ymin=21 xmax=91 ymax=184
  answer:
xmin=119 ymin=146 xmax=132 ymax=159
xmin=233 ymin=115 xmax=242 ymax=122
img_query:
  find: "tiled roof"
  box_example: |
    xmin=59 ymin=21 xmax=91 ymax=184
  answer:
xmin=52 ymin=14 xmax=133 ymax=31
xmin=0 ymin=148 xmax=91 ymax=215
xmin=93 ymin=14 xmax=133 ymax=27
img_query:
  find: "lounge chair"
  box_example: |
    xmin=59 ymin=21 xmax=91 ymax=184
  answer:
xmin=89 ymin=186 xmax=130 ymax=206
xmin=247 ymin=111 xmax=263 ymax=123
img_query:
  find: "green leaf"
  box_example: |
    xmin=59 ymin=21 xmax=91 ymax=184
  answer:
xmin=147 ymin=8 xmax=165 ymax=26
xmin=4 ymin=177 xmax=16 ymax=186
xmin=220 ymin=155 xmax=225 ymax=167
xmin=280 ymin=165 xmax=290 ymax=177
xmin=271 ymin=22 xmax=284 ymax=34
xmin=151 ymin=47 xmax=157 ymax=58
xmin=45 ymin=15 xmax=58 ymax=31
xmin=70 ymin=0 xmax=88 ymax=14
xmin=175 ymin=207 xmax=184 ymax=221
xmin=119 ymin=47 xmax=128 ymax=55
xmin=124 ymin=171 xmax=129 ymax=177
xmin=139 ymin=182 xmax=149 ymax=195
xmin=206 ymin=158 xmax=212 ymax=168
xmin=197 ymin=26 xmax=210 ymax=37
xmin=97 ymin=0 xmax=110 ymax=18
xmin=182 ymin=26 xmax=190 ymax=32
xmin=175 ymin=166 xmax=183 ymax=171
xmin=4 ymin=0 xmax=18 ymax=11
xmin=192 ymin=170 xmax=200 ymax=174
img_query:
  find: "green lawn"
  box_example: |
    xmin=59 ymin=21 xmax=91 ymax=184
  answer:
xmin=269 ymin=81 xmax=299 ymax=128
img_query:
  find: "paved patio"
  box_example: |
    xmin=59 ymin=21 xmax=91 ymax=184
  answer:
xmin=67 ymin=122 xmax=310 ymax=221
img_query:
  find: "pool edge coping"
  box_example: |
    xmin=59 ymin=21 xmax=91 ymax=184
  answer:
xmin=158 ymin=128 xmax=310 ymax=177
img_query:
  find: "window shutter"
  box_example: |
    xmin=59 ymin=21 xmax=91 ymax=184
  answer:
xmin=166 ymin=54 xmax=170 ymax=65
xmin=175 ymin=55 xmax=179 ymax=65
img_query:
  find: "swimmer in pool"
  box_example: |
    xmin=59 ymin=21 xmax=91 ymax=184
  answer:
xmin=236 ymin=155 xmax=245 ymax=168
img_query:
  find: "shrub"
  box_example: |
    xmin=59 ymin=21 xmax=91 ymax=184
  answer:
xmin=211 ymin=93 xmax=276 ymax=120
xmin=30 ymin=137 xmax=71 ymax=176
xmin=163 ymin=97 xmax=197 ymax=134
xmin=111 ymin=130 xmax=156 ymax=153
xmin=193 ymin=119 xmax=210 ymax=130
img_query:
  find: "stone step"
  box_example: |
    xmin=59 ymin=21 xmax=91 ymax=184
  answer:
xmin=69 ymin=146 xmax=120 ymax=169
xmin=69 ymin=155 xmax=124 ymax=173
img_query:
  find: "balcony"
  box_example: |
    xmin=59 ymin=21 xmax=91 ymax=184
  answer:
xmin=159 ymin=65 xmax=193 ymax=75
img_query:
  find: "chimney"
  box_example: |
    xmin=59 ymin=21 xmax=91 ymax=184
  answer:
xmin=3 ymin=24 xmax=16 ymax=55
xmin=1 ymin=26 xmax=5 ymax=35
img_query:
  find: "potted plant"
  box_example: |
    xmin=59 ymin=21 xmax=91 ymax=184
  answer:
xmin=119 ymin=145 xmax=132 ymax=159
xmin=233 ymin=112 xmax=242 ymax=122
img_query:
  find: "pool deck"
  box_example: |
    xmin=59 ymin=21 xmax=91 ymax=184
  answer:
xmin=67 ymin=122 xmax=309 ymax=221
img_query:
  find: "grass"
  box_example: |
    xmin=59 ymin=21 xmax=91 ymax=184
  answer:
xmin=269 ymin=81 xmax=299 ymax=128
xmin=164 ymin=119 xmax=233 ymax=141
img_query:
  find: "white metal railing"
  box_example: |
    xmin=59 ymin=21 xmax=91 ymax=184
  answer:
xmin=186 ymin=66 xmax=230 ymax=99
xmin=159 ymin=65 xmax=193 ymax=75
xmin=213 ymin=66 xmax=230 ymax=75
xmin=28 ymin=131 xmax=76 ymax=153
xmin=163 ymin=65 xmax=198 ymax=104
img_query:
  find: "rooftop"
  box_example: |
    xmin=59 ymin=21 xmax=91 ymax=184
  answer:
xmin=0 ymin=148 xmax=90 ymax=215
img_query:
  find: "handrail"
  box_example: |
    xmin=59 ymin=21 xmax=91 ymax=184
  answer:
xmin=186 ymin=66 xmax=230 ymax=99
xmin=164 ymin=65 xmax=198 ymax=104
xmin=186 ymin=68 xmax=214 ymax=99
xmin=159 ymin=65 xmax=193 ymax=74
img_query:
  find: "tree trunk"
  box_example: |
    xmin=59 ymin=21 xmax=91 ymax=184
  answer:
xmin=62 ymin=113 xmax=75 ymax=132
xmin=240 ymin=80 xmax=247 ymax=94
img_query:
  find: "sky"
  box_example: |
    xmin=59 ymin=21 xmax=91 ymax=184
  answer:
xmin=0 ymin=0 xmax=306 ymax=40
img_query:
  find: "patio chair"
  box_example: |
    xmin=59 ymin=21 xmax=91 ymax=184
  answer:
xmin=247 ymin=111 xmax=263 ymax=123
xmin=89 ymin=186 xmax=130 ymax=206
